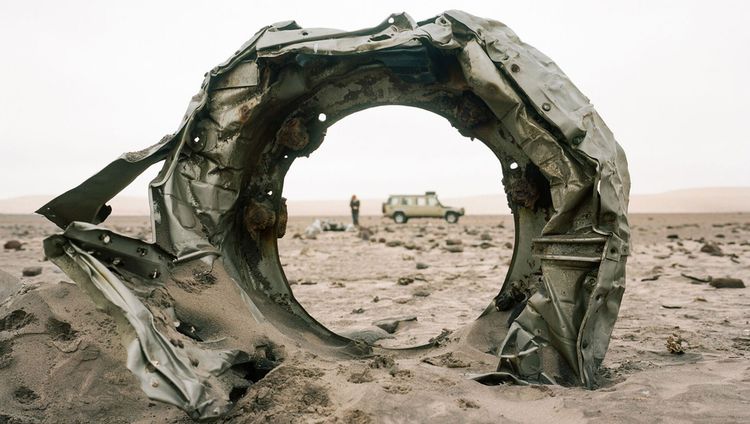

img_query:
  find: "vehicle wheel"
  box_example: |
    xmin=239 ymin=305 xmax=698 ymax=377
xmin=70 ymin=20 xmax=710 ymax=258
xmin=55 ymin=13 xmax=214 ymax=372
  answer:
xmin=445 ymin=213 xmax=458 ymax=224
xmin=393 ymin=212 xmax=407 ymax=224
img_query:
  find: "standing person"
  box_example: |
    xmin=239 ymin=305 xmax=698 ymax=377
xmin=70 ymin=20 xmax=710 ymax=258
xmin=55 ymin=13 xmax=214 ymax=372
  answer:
xmin=350 ymin=195 xmax=360 ymax=226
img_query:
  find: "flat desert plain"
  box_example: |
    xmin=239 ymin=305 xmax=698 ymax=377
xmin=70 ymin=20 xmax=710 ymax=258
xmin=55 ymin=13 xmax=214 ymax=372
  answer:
xmin=0 ymin=213 xmax=749 ymax=423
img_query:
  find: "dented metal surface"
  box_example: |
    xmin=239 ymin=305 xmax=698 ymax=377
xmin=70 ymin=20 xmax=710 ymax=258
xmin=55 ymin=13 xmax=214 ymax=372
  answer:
xmin=38 ymin=10 xmax=629 ymax=419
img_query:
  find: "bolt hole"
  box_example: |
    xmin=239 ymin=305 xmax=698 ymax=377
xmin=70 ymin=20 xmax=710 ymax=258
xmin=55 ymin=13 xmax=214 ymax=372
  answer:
xmin=318 ymin=113 xmax=327 ymax=122
xmin=193 ymin=136 xmax=200 ymax=143
xmin=267 ymin=190 xmax=273 ymax=196
xmin=510 ymin=64 xmax=520 ymax=73
xmin=301 ymin=30 xmax=308 ymax=36
xmin=387 ymin=17 xmax=395 ymax=24
xmin=509 ymin=162 xmax=519 ymax=170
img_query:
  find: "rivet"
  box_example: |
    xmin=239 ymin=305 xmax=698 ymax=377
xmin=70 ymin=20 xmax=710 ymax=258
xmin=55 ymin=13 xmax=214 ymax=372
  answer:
xmin=542 ymin=103 xmax=552 ymax=111
xmin=510 ymin=63 xmax=520 ymax=73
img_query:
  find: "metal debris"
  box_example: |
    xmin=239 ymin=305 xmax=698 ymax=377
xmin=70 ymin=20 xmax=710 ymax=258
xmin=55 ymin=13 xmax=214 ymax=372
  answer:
xmin=37 ymin=10 xmax=630 ymax=419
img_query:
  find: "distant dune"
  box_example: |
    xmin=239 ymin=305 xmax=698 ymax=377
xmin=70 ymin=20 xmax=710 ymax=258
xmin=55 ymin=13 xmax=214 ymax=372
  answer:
xmin=2 ymin=187 xmax=749 ymax=216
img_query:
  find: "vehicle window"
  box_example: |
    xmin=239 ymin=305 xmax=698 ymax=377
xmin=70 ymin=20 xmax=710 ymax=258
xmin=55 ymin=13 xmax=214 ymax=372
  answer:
xmin=405 ymin=197 xmax=415 ymax=206
xmin=416 ymin=197 xmax=427 ymax=206
xmin=427 ymin=197 xmax=438 ymax=206
xmin=389 ymin=197 xmax=399 ymax=205
xmin=400 ymin=197 xmax=409 ymax=206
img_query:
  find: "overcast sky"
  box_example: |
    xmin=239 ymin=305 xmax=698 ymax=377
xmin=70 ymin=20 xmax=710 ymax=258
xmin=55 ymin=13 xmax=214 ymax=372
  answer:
xmin=1 ymin=0 xmax=747 ymax=202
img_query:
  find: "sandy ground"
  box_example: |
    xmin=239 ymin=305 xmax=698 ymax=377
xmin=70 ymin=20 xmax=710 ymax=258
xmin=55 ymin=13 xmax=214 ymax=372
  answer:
xmin=0 ymin=213 xmax=749 ymax=423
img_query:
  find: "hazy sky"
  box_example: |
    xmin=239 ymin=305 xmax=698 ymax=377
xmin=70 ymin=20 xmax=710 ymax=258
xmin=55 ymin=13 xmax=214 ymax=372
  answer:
xmin=1 ymin=0 xmax=748 ymax=201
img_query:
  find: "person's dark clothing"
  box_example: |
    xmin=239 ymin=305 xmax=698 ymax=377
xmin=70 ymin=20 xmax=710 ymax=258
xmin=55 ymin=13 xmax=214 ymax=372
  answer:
xmin=350 ymin=199 xmax=360 ymax=226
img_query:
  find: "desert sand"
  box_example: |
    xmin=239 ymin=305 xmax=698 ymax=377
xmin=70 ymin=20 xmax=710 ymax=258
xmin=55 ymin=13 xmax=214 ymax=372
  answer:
xmin=0 ymin=212 xmax=749 ymax=423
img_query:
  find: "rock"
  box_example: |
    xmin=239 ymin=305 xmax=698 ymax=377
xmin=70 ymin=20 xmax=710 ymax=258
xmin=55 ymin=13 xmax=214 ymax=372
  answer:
xmin=385 ymin=240 xmax=403 ymax=248
xmin=373 ymin=316 xmax=417 ymax=334
xmin=412 ymin=288 xmax=431 ymax=297
xmin=3 ymin=240 xmax=23 ymax=250
xmin=480 ymin=242 xmax=495 ymax=249
xmin=397 ymin=277 xmax=414 ymax=286
xmin=403 ymin=242 xmax=418 ymax=250
xmin=480 ymin=232 xmax=492 ymax=241
xmin=444 ymin=245 xmax=464 ymax=253
xmin=21 ymin=266 xmax=42 ymax=277
xmin=351 ymin=308 xmax=365 ymax=314
xmin=700 ymin=242 xmax=723 ymax=256
xmin=709 ymin=278 xmax=745 ymax=289
xmin=358 ymin=227 xmax=373 ymax=241
xmin=666 ymin=333 xmax=686 ymax=354
xmin=666 ymin=234 xmax=679 ymax=240
xmin=445 ymin=239 xmax=462 ymax=246
xmin=415 ymin=262 xmax=429 ymax=270
xmin=503 ymin=242 xmax=513 ymax=249
xmin=378 ymin=237 xmax=386 ymax=243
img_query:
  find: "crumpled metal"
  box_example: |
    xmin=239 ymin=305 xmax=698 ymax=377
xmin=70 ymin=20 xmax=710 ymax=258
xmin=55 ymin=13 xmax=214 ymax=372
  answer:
xmin=39 ymin=10 xmax=629 ymax=419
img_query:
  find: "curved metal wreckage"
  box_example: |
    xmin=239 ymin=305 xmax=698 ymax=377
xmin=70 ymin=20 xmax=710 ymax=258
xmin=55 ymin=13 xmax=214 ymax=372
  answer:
xmin=38 ymin=11 xmax=630 ymax=420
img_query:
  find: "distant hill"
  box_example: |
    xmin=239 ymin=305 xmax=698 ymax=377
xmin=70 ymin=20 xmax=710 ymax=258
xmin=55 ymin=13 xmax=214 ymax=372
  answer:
xmin=2 ymin=187 xmax=749 ymax=216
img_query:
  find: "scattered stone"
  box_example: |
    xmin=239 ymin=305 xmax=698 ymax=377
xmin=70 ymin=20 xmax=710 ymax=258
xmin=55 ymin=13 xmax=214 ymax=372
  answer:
xmin=661 ymin=304 xmax=682 ymax=309
xmin=3 ymin=240 xmax=23 ymax=250
xmin=397 ymin=277 xmax=414 ymax=286
xmin=480 ymin=233 xmax=492 ymax=241
xmin=700 ymin=242 xmax=723 ymax=257
xmin=403 ymin=242 xmax=418 ymax=250
xmin=694 ymin=297 xmax=707 ymax=302
xmin=709 ymin=278 xmax=745 ymax=289
xmin=445 ymin=239 xmax=462 ymax=246
xmin=21 ymin=266 xmax=42 ymax=277
xmin=300 ymin=280 xmax=317 ymax=285
xmin=666 ymin=234 xmax=679 ymax=240
xmin=444 ymin=245 xmax=464 ymax=253
xmin=457 ymin=398 xmax=480 ymax=409
xmin=373 ymin=316 xmax=417 ymax=334
xmin=503 ymin=242 xmax=513 ymax=249
xmin=351 ymin=308 xmax=365 ymax=314
xmin=378 ymin=238 xmax=386 ymax=243
xmin=358 ymin=227 xmax=373 ymax=241
xmin=401 ymin=255 xmax=414 ymax=261
xmin=385 ymin=240 xmax=403 ymax=248
xmin=666 ymin=334 xmax=686 ymax=354
xmin=641 ymin=275 xmax=660 ymax=282
xmin=479 ymin=242 xmax=495 ymax=249
xmin=415 ymin=262 xmax=429 ymax=270
xmin=412 ymin=288 xmax=431 ymax=298
xmin=372 ymin=296 xmax=380 ymax=303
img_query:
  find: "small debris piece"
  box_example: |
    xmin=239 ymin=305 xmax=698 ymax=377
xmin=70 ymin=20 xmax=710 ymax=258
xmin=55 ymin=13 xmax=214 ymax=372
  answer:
xmin=666 ymin=334 xmax=686 ymax=354
xmin=680 ymin=273 xmax=711 ymax=283
xmin=373 ymin=316 xmax=417 ymax=334
xmin=661 ymin=304 xmax=682 ymax=309
xmin=445 ymin=239 xmax=462 ymax=246
xmin=700 ymin=242 xmax=723 ymax=257
xmin=444 ymin=245 xmax=464 ymax=253
xmin=480 ymin=233 xmax=492 ymax=241
xmin=666 ymin=234 xmax=679 ymax=240
xmin=21 ymin=267 xmax=42 ymax=277
xmin=397 ymin=277 xmax=414 ymax=286
xmin=709 ymin=278 xmax=745 ymax=289
xmin=641 ymin=275 xmax=660 ymax=282
xmin=385 ymin=240 xmax=403 ymax=248
xmin=351 ymin=308 xmax=365 ymax=314
xmin=416 ymin=262 xmax=429 ymax=270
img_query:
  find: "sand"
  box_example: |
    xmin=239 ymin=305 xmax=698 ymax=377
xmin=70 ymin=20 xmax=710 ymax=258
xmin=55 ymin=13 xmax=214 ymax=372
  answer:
xmin=0 ymin=213 xmax=749 ymax=423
